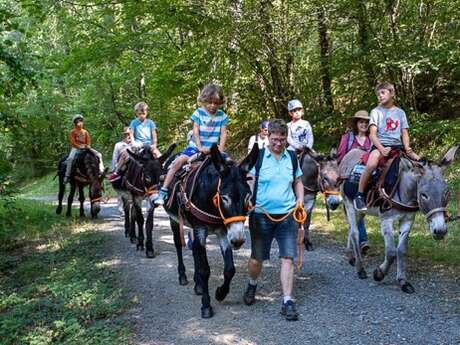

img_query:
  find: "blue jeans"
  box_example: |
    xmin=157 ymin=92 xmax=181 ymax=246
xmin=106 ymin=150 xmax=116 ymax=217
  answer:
xmin=249 ymin=213 xmax=298 ymax=261
xmin=358 ymin=218 xmax=368 ymax=244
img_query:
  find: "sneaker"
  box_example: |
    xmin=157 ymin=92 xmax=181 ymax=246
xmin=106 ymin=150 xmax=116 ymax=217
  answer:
xmin=154 ymin=188 xmax=168 ymax=206
xmin=243 ymin=283 xmax=257 ymax=305
xmin=353 ymin=194 xmax=367 ymax=211
xmin=63 ymin=177 xmax=69 ymax=184
xmin=360 ymin=242 xmax=370 ymax=256
xmin=280 ymin=300 xmax=299 ymax=321
xmin=108 ymin=172 xmax=120 ymax=182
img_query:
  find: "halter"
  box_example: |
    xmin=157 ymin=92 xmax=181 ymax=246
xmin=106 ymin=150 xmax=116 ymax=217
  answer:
xmin=212 ymin=178 xmax=246 ymax=225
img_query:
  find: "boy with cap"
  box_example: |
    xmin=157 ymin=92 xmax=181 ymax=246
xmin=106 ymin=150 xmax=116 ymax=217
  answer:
xmin=286 ymin=99 xmax=314 ymax=151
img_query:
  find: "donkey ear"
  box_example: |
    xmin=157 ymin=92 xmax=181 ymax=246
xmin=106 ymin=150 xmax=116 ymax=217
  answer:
xmin=159 ymin=143 xmax=177 ymax=165
xmin=439 ymin=144 xmax=459 ymax=169
xmin=304 ymin=146 xmax=320 ymax=160
xmin=400 ymin=156 xmax=424 ymax=175
xmin=239 ymin=144 xmax=259 ymax=173
xmin=127 ymin=149 xmax=145 ymax=164
xmin=329 ymin=146 xmax=337 ymax=160
xmin=211 ymin=144 xmax=229 ymax=176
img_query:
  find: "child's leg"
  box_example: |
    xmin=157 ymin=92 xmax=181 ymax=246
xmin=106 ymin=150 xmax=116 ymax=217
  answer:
xmin=357 ymin=149 xmax=381 ymax=193
xmin=90 ymin=148 xmax=104 ymax=173
xmin=163 ymin=155 xmax=189 ymax=189
xmin=65 ymin=148 xmax=78 ymax=179
xmin=155 ymin=155 xmax=189 ymax=205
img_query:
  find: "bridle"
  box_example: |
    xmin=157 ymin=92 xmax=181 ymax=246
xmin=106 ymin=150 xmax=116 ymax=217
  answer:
xmin=212 ymin=178 xmax=247 ymax=225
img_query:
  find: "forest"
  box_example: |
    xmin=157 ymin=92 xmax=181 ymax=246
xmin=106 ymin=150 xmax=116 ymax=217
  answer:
xmin=1 ymin=0 xmax=459 ymax=192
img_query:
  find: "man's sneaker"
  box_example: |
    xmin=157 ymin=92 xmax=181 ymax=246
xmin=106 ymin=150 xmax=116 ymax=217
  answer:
xmin=243 ymin=283 xmax=257 ymax=305
xmin=108 ymin=172 xmax=120 ymax=182
xmin=154 ymin=188 xmax=168 ymax=206
xmin=353 ymin=194 xmax=367 ymax=211
xmin=280 ymin=300 xmax=299 ymax=321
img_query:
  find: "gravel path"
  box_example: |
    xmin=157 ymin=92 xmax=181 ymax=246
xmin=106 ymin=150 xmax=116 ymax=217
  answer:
xmin=91 ymin=199 xmax=458 ymax=345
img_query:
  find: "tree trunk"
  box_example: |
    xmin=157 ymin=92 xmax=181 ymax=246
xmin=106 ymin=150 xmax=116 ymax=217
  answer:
xmin=317 ymin=5 xmax=334 ymax=114
xmin=355 ymin=0 xmax=375 ymax=89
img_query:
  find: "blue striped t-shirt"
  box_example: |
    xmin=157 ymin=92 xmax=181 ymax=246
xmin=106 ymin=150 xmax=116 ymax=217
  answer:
xmin=189 ymin=108 xmax=229 ymax=149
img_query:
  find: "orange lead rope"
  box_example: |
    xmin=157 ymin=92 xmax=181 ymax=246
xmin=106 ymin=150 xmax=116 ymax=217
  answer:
xmin=293 ymin=204 xmax=307 ymax=270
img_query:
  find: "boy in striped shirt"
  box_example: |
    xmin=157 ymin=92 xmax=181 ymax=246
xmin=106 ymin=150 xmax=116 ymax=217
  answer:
xmin=154 ymin=83 xmax=229 ymax=205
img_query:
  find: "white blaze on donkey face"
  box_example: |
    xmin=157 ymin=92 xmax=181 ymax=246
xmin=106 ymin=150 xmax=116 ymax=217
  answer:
xmin=226 ymin=221 xmax=246 ymax=250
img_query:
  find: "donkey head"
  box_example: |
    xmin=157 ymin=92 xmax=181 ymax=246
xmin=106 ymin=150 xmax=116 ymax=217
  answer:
xmin=128 ymin=143 xmax=176 ymax=205
xmin=304 ymin=146 xmax=341 ymax=210
xmin=401 ymin=144 xmax=459 ymax=240
xmin=211 ymin=144 xmax=259 ymax=249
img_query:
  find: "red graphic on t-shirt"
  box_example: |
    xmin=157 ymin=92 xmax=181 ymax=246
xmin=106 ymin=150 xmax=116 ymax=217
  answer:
xmin=385 ymin=118 xmax=399 ymax=131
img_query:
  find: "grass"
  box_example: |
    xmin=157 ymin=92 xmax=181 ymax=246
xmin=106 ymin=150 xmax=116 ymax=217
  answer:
xmin=18 ymin=173 xmax=59 ymax=198
xmin=0 ymin=198 xmax=134 ymax=345
xmin=312 ymin=161 xmax=460 ymax=267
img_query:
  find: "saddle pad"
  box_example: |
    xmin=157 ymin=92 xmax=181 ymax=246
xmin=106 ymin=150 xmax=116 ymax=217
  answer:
xmin=361 ymin=149 xmax=399 ymax=166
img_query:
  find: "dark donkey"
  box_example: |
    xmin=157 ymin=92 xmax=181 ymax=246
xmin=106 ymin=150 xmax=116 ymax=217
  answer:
xmin=164 ymin=144 xmax=259 ymax=319
xmin=301 ymin=147 xmax=342 ymax=250
xmin=56 ymin=149 xmax=105 ymax=218
xmin=120 ymin=144 xmax=177 ymax=258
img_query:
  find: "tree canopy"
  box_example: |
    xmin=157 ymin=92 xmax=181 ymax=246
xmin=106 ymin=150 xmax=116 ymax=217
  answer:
xmin=1 ymin=0 xmax=459 ymax=191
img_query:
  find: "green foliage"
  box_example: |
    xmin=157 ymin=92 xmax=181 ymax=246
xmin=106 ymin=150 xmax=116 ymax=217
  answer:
xmin=1 ymin=0 xmax=460 ymax=187
xmin=0 ymin=198 xmax=133 ymax=345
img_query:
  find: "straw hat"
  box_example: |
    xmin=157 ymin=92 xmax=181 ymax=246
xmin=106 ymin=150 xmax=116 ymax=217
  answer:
xmin=352 ymin=110 xmax=369 ymax=121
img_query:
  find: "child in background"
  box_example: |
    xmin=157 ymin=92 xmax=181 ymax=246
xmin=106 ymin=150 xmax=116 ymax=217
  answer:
xmin=286 ymin=99 xmax=314 ymax=152
xmin=64 ymin=114 xmax=104 ymax=183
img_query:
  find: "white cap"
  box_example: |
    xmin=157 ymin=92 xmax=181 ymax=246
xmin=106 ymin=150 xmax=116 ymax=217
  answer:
xmin=287 ymin=99 xmax=303 ymax=112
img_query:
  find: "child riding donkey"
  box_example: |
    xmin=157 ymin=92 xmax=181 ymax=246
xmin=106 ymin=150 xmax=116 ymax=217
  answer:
xmin=353 ymin=82 xmax=420 ymax=211
xmin=64 ymin=114 xmax=104 ymax=184
xmin=154 ymin=83 xmax=229 ymax=206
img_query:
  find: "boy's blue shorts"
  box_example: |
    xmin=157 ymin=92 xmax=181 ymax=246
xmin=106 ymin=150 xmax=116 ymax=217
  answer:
xmin=181 ymin=147 xmax=200 ymax=157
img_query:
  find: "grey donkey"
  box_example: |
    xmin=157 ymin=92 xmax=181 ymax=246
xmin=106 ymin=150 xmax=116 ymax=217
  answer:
xmin=339 ymin=145 xmax=459 ymax=293
xmin=301 ymin=147 xmax=342 ymax=250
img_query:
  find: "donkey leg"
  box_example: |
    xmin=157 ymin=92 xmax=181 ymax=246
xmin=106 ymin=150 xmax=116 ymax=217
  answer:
xmin=303 ymin=194 xmax=316 ymax=251
xmin=170 ymin=219 xmax=188 ymax=285
xmin=66 ymin=183 xmax=76 ymax=217
xmin=192 ymin=227 xmax=213 ymax=318
xmin=344 ymin=198 xmax=366 ymax=278
xmin=123 ymin=197 xmax=131 ymax=238
xmin=396 ymin=216 xmax=415 ymax=293
xmin=129 ymin=202 xmax=137 ymax=244
xmin=374 ymin=217 xmax=396 ymax=282
xmin=56 ymin=176 xmax=65 ymax=215
xmin=145 ymin=207 xmax=155 ymax=258
xmin=133 ymin=197 xmax=144 ymax=251
xmin=215 ymin=233 xmax=234 ymax=302
xmin=78 ymin=185 xmax=85 ymax=217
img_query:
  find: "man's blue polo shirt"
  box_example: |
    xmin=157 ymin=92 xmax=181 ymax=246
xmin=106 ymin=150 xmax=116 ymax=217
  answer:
xmin=249 ymin=148 xmax=302 ymax=214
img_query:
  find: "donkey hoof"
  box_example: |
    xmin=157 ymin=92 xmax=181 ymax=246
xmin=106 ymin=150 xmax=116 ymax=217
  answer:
xmin=357 ymin=269 xmax=368 ymax=279
xmin=304 ymin=240 xmax=314 ymax=251
xmin=56 ymin=207 xmax=62 ymax=215
xmin=66 ymin=213 xmax=71 ymax=218
xmin=194 ymin=284 xmax=204 ymax=296
xmin=215 ymin=286 xmax=229 ymax=302
xmin=201 ymin=306 xmax=214 ymax=319
xmin=348 ymin=257 xmax=356 ymax=266
xmin=373 ymin=268 xmax=385 ymax=282
xmin=130 ymin=237 xmax=137 ymax=244
xmin=179 ymin=275 xmax=188 ymax=286
xmin=401 ymin=282 xmax=415 ymax=294
xmin=146 ymin=250 xmax=155 ymax=258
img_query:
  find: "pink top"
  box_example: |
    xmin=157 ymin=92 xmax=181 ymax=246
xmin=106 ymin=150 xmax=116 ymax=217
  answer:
xmin=337 ymin=132 xmax=371 ymax=163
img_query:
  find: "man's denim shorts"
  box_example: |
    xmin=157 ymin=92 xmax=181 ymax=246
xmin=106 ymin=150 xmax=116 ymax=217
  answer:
xmin=249 ymin=213 xmax=298 ymax=261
